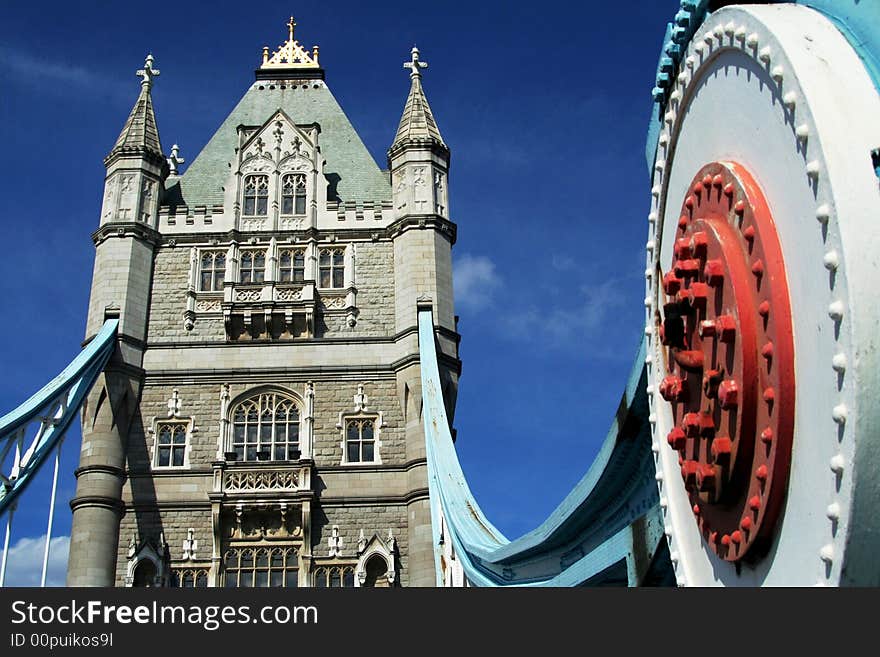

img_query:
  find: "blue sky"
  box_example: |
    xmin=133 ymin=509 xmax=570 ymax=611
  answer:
xmin=0 ymin=0 xmax=677 ymax=582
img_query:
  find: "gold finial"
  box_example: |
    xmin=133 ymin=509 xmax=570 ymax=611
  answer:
xmin=287 ymin=16 xmax=296 ymax=41
xmin=262 ymin=46 xmax=269 ymax=65
xmin=259 ymin=17 xmax=320 ymax=70
xmin=312 ymin=45 xmax=319 ymax=65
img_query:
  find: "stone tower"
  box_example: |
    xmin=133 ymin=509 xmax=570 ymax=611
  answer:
xmin=67 ymin=19 xmax=460 ymax=587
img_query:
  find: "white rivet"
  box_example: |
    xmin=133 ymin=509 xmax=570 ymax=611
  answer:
xmin=652 ymin=185 xmax=662 ymax=198
xmin=816 ymin=204 xmax=831 ymax=224
xmin=652 ymin=441 xmax=660 ymax=454
xmin=659 ymin=133 xmax=669 ymax=146
xmin=660 ymin=497 xmax=668 ymax=510
xmin=646 ymin=240 xmax=655 ymax=252
xmin=649 ymin=413 xmax=657 ymax=425
xmin=664 ymin=111 xmax=675 ymax=125
xmin=669 ymin=90 xmax=681 ymax=103
xmin=832 ymin=353 xmax=847 ymax=373
xmin=645 ymin=268 xmax=653 ymax=279
xmin=826 ymin=502 xmax=840 ymax=521
xmin=783 ymin=91 xmax=797 ymax=109
xmin=796 ymin=124 xmax=810 ymax=141
xmin=664 ymin=525 xmax=672 ymax=537
xmin=646 ymin=384 xmax=654 ymax=395
xmin=655 ymin=159 xmax=666 ymax=172
xmin=670 ymin=551 xmax=679 ymax=565
xmin=655 ymin=472 xmax=663 ymax=482
xmin=759 ymin=46 xmax=772 ymax=63
xmin=685 ymin=56 xmax=695 ymax=69
xmin=694 ymin=42 xmax=705 ymax=55
xmin=771 ymin=65 xmax=784 ymax=82
xmin=828 ymin=300 xmax=844 ymax=321
xmin=823 ymin=250 xmax=839 ymax=271
xmin=676 ymin=575 xmax=687 ymax=587
xmin=677 ymin=73 xmax=688 ymax=86
xmin=645 ymin=325 xmax=653 ymax=336
xmin=645 ymin=353 xmax=653 ymax=364
xmin=832 ymin=404 xmax=847 ymax=425
xmin=807 ymin=161 xmax=821 ymax=178
xmin=830 ymin=454 xmax=845 ymax=475
xmin=746 ymin=33 xmax=759 ymax=48
xmin=735 ymin=26 xmax=746 ymax=41
xmin=645 ymin=296 xmax=653 ymax=308
xmin=714 ymin=25 xmax=725 ymax=40
xmin=724 ymin=22 xmax=735 ymax=36
xmin=820 ymin=544 xmax=834 ymax=564
xmin=648 ymin=211 xmax=658 ymax=223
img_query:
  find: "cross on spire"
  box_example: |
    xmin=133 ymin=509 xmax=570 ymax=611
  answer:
xmin=287 ymin=16 xmax=296 ymax=42
xmin=404 ymin=46 xmax=428 ymax=79
xmin=136 ymin=53 xmax=160 ymax=90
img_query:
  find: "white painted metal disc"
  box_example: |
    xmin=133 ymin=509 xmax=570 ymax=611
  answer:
xmin=645 ymin=5 xmax=880 ymax=586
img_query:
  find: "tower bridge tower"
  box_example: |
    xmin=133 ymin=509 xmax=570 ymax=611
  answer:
xmin=67 ymin=19 xmax=460 ymax=587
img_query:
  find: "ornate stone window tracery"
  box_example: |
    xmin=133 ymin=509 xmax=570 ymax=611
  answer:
xmin=345 ymin=419 xmax=375 ymax=463
xmin=318 ymin=248 xmax=345 ymax=289
xmin=281 ymin=174 xmax=307 ymax=216
xmin=155 ymin=423 xmax=187 ymax=467
xmin=240 ymin=250 xmax=266 ymax=284
xmin=229 ymin=391 xmax=301 ymax=462
xmin=243 ymin=174 xmax=269 ymax=216
xmin=199 ymin=251 xmax=226 ymax=291
xmin=313 ymin=565 xmax=355 ymax=588
xmin=279 ymin=249 xmax=305 ymax=283
xmin=223 ymin=546 xmax=299 ymax=588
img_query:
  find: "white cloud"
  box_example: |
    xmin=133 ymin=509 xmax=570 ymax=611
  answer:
xmin=454 ymin=254 xmax=502 ymax=309
xmin=0 ymin=534 xmax=69 ymax=587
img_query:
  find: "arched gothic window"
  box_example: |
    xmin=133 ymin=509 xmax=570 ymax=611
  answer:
xmin=281 ymin=174 xmax=307 ymax=215
xmin=223 ymin=547 xmax=299 ymax=587
xmin=319 ymin=248 xmax=345 ymax=289
xmin=240 ymin=250 xmax=266 ymax=284
xmin=200 ymin=251 xmax=226 ymax=291
xmin=313 ymin=566 xmax=355 ymax=588
xmin=243 ymin=175 xmax=269 ymax=216
xmin=279 ymin=249 xmax=305 ymax=283
xmin=346 ymin=419 xmax=375 ymax=463
xmin=230 ymin=391 xmax=301 ymax=462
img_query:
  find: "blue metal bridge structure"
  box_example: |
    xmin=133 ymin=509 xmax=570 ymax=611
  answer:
xmin=1 ymin=0 xmax=879 ymax=587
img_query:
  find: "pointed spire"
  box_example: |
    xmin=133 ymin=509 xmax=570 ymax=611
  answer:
xmin=106 ymin=54 xmax=163 ymax=165
xmin=390 ymin=47 xmax=446 ymax=153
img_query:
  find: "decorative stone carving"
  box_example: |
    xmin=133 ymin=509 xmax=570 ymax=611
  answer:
xmin=328 ymin=525 xmax=343 ymax=557
xmin=182 ymin=528 xmax=197 ymax=561
xmin=223 ymin=468 xmax=300 ymax=492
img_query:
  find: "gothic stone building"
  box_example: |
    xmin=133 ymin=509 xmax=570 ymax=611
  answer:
xmin=66 ymin=20 xmax=460 ymax=587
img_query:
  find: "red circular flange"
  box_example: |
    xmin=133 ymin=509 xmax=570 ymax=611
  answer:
xmin=658 ymin=162 xmax=795 ymax=562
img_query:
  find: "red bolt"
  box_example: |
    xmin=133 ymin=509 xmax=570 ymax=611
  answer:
xmin=716 ymin=315 xmax=737 ymax=342
xmin=712 ymin=174 xmax=724 ymax=187
xmin=702 ymin=174 xmax=713 ymax=187
xmin=752 ymin=259 xmax=764 ymax=276
xmin=693 ymin=504 xmax=701 ymax=516
xmin=678 ymin=215 xmax=689 ymax=230
xmin=741 ymin=516 xmax=753 ymax=531
xmin=731 ymin=530 xmax=743 ymax=544
xmin=749 ymin=495 xmax=761 ymax=512
xmin=763 ymin=387 xmax=775 ymax=403
xmin=761 ymin=342 xmax=774 ymax=359
xmin=693 ymin=182 xmax=704 ymax=194
xmin=674 ymin=258 xmax=701 ymax=277
xmin=703 ymin=369 xmax=722 ymax=397
xmin=659 ymin=375 xmax=686 ymax=402
xmin=723 ymin=183 xmax=734 ymax=196
xmin=675 ymin=350 xmax=705 ymax=369
xmin=674 ymin=237 xmax=693 ymax=258
xmin=721 ymin=534 xmax=731 ymax=546
xmin=662 ymin=271 xmax=683 ymax=295
xmin=734 ymin=200 xmax=746 ymax=215
xmin=667 ymin=427 xmax=687 ymax=450
xmin=704 ymin=259 xmax=724 ymax=287
xmin=758 ymin=300 xmax=771 ymax=317
xmin=690 ymin=231 xmax=708 ymax=257
xmin=699 ymin=320 xmax=716 ymax=339
xmin=760 ymin=427 xmax=774 ymax=445
xmin=718 ymin=380 xmax=739 ymax=409
xmin=697 ymin=464 xmax=717 ymax=491
xmin=756 ymin=464 xmax=769 ymax=481
xmin=688 ymin=282 xmax=709 ymax=309
xmin=743 ymin=225 xmax=756 ymax=241
xmin=683 ymin=413 xmax=702 ymax=437
xmin=681 ymin=460 xmax=699 ymax=488
xmin=685 ymin=195 xmax=695 ymax=209
xmin=710 ymin=436 xmax=732 ymax=460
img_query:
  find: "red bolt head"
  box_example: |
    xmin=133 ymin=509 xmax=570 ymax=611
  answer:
xmin=723 ymin=183 xmax=735 ymax=196
xmin=756 ymin=464 xmax=769 ymax=481
xmin=760 ymin=427 xmax=774 ymax=445
xmin=752 ymin=259 xmax=765 ymax=276
xmin=674 ymin=258 xmax=701 ymax=278
xmin=763 ymin=387 xmax=775 ymax=403
xmin=690 ymin=231 xmax=708 ymax=257
xmin=678 ymin=215 xmax=689 ymax=230
xmin=721 ymin=534 xmax=731 ymax=546
xmin=712 ymin=174 xmax=724 ymax=187
xmin=741 ymin=516 xmax=753 ymax=531
xmin=703 ymin=369 xmax=722 ymax=397
xmin=693 ymin=504 xmax=701 ymax=516
xmin=681 ymin=460 xmax=699 ymax=488
xmin=718 ymin=380 xmax=739 ymax=409
xmin=697 ymin=464 xmax=717 ymax=491
xmin=758 ymin=301 xmax=771 ymax=317
xmin=749 ymin=495 xmax=761 ymax=512
xmin=743 ymin=225 xmax=756 ymax=241
xmin=731 ymin=530 xmax=743 ymax=544
xmin=761 ymin=342 xmax=774 ymax=359
xmin=667 ymin=427 xmax=687 ymax=450
xmin=693 ymin=182 xmax=704 ymax=194
xmin=734 ymin=200 xmax=746 ymax=214
xmin=659 ymin=375 xmax=685 ymax=402
xmin=688 ymin=282 xmax=710 ymax=309
xmin=685 ymin=195 xmax=695 ymax=209
xmin=674 ymin=237 xmax=693 ymax=258
xmin=716 ymin=315 xmax=737 ymax=342
xmin=662 ymin=271 xmax=683 ymax=295
xmin=699 ymin=320 xmax=716 ymax=339
xmin=702 ymin=174 xmax=713 ymax=187
xmin=711 ymin=436 xmax=732 ymax=460
xmin=683 ymin=413 xmax=702 ymax=437
xmin=704 ymin=259 xmax=724 ymax=287
xmin=675 ymin=350 xmax=705 ymax=369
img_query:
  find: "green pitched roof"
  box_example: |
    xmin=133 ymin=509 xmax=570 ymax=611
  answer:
xmin=166 ymin=83 xmax=390 ymax=207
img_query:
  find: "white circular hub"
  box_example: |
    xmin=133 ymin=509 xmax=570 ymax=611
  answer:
xmin=645 ymin=5 xmax=880 ymax=586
